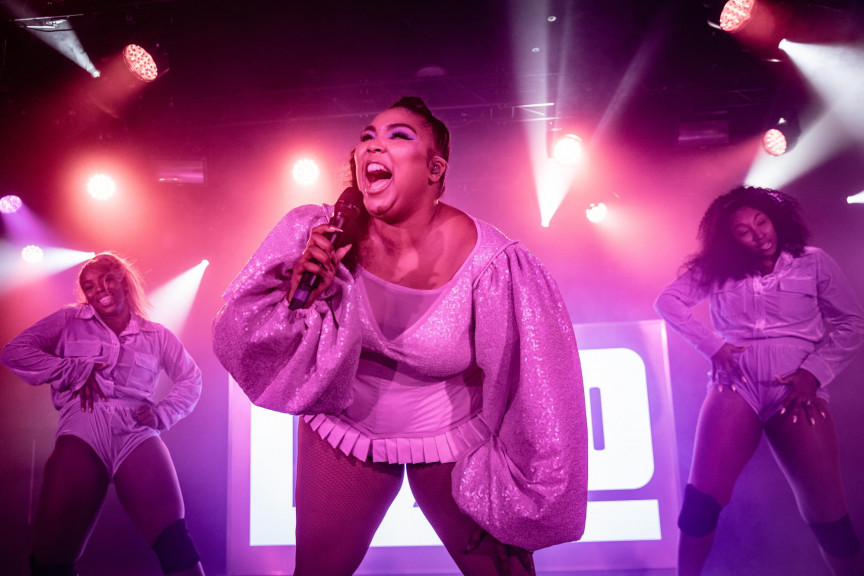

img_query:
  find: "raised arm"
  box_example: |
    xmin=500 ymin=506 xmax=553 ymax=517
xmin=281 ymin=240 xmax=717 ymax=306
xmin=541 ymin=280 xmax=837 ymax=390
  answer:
xmin=212 ymin=204 xmax=362 ymax=415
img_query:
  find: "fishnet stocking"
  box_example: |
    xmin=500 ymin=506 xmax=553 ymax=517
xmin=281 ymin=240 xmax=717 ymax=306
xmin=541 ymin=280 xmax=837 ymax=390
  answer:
xmin=294 ymin=420 xmax=535 ymax=576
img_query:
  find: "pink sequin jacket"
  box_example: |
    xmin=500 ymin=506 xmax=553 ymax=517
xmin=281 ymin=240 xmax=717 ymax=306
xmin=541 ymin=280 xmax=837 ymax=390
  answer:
xmin=212 ymin=204 xmax=588 ymax=551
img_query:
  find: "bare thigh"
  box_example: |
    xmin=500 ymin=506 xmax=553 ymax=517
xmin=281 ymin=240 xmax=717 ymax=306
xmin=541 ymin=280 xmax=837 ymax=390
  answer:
xmin=33 ymin=435 xmax=110 ymax=564
xmin=293 ymin=419 xmax=403 ymax=576
xmin=407 ymin=462 xmax=535 ymax=576
xmin=689 ymin=387 xmax=764 ymax=505
xmin=765 ymin=398 xmax=849 ymax=523
xmin=113 ymin=436 xmax=186 ymax=545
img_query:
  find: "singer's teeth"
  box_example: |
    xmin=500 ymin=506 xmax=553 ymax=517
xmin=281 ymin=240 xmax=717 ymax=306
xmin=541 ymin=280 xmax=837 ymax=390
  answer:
xmin=99 ymin=296 xmax=113 ymax=306
xmin=366 ymin=163 xmax=392 ymax=183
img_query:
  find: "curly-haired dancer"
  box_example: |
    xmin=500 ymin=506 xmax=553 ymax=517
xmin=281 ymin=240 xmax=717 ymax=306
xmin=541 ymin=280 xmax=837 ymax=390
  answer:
xmin=655 ymin=186 xmax=864 ymax=575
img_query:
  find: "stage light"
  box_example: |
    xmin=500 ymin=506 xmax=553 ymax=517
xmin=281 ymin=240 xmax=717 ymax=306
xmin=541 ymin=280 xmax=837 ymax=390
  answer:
xmin=88 ymin=42 xmax=166 ymax=118
xmin=762 ymin=128 xmax=787 ymax=156
xmin=122 ymin=44 xmax=159 ymax=82
xmin=719 ymin=0 xmax=756 ymax=33
xmin=848 ymin=191 xmax=864 ymax=204
xmin=551 ymin=134 xmax=584 ymax=166
xmin=10 ymin=10 xmax=99 ymax=77
xmin=0 ymin=195 xmax=23 ymax=214
xmin=2 ymin=246 xmax=95 ymax=293
xmin=546 ymin=121 xmax=586 ymax=167
xmin=21 ymin=245 xmax=44 ymax=264
xmin=149 ymin=259 xmax=210 ymax=335
xmin=292 ymin=159 xmax=320 ymax=186
xmin=761 ymin=117 xmax=799 ymax=156
xmin=706 ymin=0 xmax=791 ymax=56
xmin=87 ymin=174 xmax=116 ymax=200
xmin=586 ymin=202 xmax=608 ymax=223
xmin=535 ymin=121 xmax=585 ymax=227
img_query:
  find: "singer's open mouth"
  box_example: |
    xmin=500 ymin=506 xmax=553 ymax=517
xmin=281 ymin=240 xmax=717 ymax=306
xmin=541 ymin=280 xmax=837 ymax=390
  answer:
xmin=366 ymin=162 xmax=392 ymax=192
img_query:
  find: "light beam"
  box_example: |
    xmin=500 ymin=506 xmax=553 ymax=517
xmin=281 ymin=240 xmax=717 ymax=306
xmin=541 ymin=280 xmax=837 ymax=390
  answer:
xmin=149 ymin=260 xmax=210 ymax=334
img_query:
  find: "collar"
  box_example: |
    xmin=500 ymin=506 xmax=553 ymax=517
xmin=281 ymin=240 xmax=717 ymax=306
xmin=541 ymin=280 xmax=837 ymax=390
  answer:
xmin=771 ymin=251 xmax=794 ymax=274
xmin=76 ymin=305 xmax=155 ymax=334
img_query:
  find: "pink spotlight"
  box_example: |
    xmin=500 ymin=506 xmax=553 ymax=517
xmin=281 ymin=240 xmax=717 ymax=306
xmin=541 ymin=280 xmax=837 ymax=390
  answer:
xmin=87 ymin=174 xmax=116 ymax=200
xmin=586 ymin=202 xmax=608 ymax=223
xmin=0 ymin=195 xmax=22 ymax=214
xmin=720 ymin=0 xmax=756 ymax=33
xmin=292 ymin=159 xmax=321 ymax=186
xmin=123 ymin=44 xmax=159 ymax=82
xmin=762 ymin=128 xmax=787 ymax=156
xmin=551 ymin=134 xmax=584 ymax=166
xmin=21 ymin=245 xmax=44 ymax=264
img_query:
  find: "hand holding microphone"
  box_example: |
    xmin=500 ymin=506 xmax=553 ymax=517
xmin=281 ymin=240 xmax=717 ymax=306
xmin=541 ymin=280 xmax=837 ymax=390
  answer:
xmin=288 ymin=186 xmax=363 ymax=310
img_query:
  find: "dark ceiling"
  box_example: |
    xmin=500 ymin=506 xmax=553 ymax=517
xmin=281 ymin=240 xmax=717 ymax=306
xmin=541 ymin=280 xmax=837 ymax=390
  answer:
xmin=1 ymin=0 xmax=863 ymax=161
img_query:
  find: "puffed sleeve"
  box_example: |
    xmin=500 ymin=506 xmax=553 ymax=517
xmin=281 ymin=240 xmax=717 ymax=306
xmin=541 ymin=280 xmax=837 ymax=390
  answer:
xmin=654 ymin=268 xmax=726 ymax=359
xmin=799 ymin=248 xmax=864 ymax=386
xmin=453 ymin=243 xmax=588 ymax=552
xmin=212 ymin=204 xmax=362 ymax=414
xmin=152 ymin=325 xmax=202 ymax=430
xmin=0 ymin=307 xmax=95 ymax=392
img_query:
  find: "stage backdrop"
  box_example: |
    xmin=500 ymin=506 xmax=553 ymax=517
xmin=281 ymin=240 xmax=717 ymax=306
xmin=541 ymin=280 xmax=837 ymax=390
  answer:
xmin=226 ymin=320 xmax=680 ymax=574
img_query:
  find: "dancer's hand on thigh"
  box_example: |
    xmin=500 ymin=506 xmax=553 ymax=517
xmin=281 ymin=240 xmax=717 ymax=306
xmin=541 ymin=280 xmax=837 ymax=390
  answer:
xmin=776 ymin=368 xmax=822 ymax=425
xmin=710 ymin=343 xmax=749 ymax=392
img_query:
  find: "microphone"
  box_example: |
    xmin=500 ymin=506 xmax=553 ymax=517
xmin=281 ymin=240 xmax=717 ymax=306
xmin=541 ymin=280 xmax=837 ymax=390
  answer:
xmin=288 ymin=186 xmax=364 ymax=310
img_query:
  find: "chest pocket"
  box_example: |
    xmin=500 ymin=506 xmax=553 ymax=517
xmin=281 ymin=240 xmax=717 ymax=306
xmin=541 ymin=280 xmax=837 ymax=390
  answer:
xmin=128 ymin=353 xmax=160 ymax=387
xmin=713 ymin=282 xmax=748 ymax=319
xmin=65 ymin=340 xmax=102 ymax=358
xmin=778 ymin=278 xmax=817 ymax=318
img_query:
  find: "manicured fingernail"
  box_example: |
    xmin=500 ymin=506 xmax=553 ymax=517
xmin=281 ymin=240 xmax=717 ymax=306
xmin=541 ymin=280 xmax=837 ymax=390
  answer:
xmin=780 ymin=407 xmax=786 ymax=415
xmin=792 ymin=415 xmax=798 ymax=424
xmin=810 ymin=417 xmax=816 ymax=426
xmin=731 ymin=385 xmax=737 ymax=392
xmin=821 ymin=411 xmax=826 ymax=419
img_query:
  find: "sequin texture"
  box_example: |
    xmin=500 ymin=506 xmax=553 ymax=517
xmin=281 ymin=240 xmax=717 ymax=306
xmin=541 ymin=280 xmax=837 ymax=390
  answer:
xmin=212 ymin=204 xmax=588 ymax=551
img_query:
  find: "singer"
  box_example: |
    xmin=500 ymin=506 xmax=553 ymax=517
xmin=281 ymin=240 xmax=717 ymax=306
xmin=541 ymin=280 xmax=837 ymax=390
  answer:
xmin=213 ymin=97 xmax=587 ymax=576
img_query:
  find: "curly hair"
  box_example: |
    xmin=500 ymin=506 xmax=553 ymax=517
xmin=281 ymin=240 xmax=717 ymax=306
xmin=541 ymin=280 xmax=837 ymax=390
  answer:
xmin=685 ymin=186 xmax=810 ymax=288
xmin=77 ymin=252 xmax=151 ymax=319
